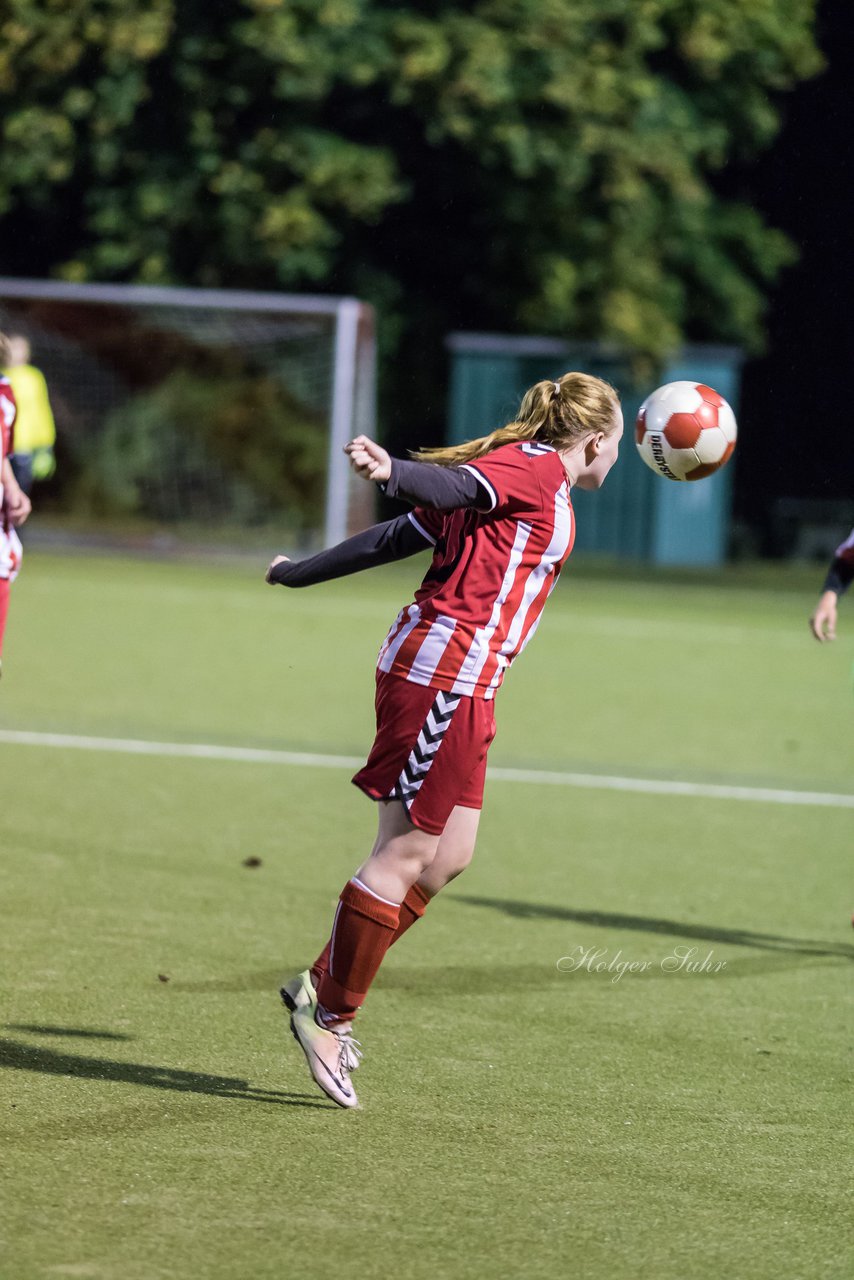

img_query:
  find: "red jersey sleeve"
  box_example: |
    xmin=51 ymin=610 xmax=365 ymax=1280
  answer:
xmin=407 ymin=506 xmax=445 ymax=544
xmin=460 ymin=443 xmax=546 ymax=520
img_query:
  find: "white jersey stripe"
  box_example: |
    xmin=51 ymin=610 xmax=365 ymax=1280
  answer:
xmin=492 ymin=484 xmax=572 ymax=667
xmin=378 ymin=604 xmax=422 ymax=671
xmin=407 ymin=511 xmax=437 ymax=545
xmin=377 ymin=605 xmax=405 ymax=664
xmin=450 ymin=520 xmax=533 ymax=695
xmin=484 ymin=491 xmax=571 ymax=692
xmin=410 ymin=615 xmax=458 ymax=684
xmin=0 ymin=377 xmax=15 ymax=427
xmin=460 ymin=463 xmax=498 ymax=511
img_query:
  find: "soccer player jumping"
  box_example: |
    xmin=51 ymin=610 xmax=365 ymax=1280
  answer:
xmin=268 ymin=373 xmax=623 ymax=1107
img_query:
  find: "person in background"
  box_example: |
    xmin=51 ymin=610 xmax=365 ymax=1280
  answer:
xmin=2 ymin=334 xmax=56 ymax=496
xmin=0 ymin=333 xmax=32 ymax=677
xmin=809 ymin=528 xmax=854 ymax=641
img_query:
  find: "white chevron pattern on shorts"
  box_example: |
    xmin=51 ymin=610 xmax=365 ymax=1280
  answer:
xmin=393 ymin=689 xmax=462 ymax=807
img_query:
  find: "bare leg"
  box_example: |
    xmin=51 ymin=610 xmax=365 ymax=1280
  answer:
xmin=308 ymin=803 xmax=482 ymax=989
xmin=354 ymin=800 xmax=441 ymax=904
xmin=417 ymin=805 xmax=481 ymax=897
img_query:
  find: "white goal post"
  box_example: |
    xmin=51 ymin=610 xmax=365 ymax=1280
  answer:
xmin=0 ymin=278 xmax=377 ymax=548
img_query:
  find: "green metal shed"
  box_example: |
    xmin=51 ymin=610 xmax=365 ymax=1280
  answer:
xmin=445 ymin=334 xmax=744 ymax=566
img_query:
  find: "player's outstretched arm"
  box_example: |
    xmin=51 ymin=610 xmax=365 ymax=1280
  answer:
xmin=811 ymin=546 xmax=854 ymax=641
xmin=266 ymin=514 xmax=430 ymax=588
xmin=810 ymin=590 xmax=838 ymax=642
xmin=344 ymin=435 xmax=488 ymax=511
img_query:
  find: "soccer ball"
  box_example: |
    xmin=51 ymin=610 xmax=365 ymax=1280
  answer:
xmin=635 ymin=382 xmax=737 ymax=481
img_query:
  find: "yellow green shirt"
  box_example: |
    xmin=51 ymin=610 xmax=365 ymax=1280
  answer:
xmin=1 ymin=364 xmax=56 ymax=451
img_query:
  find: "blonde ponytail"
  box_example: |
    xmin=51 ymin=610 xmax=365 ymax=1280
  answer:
xmin=412 ymin=372 xmax=620 ymax=467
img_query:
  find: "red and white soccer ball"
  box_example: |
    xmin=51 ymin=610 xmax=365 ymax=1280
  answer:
xmin=635 ymin=382 xmax=737 ymax=482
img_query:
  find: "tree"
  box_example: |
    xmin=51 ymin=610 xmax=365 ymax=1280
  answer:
xmin=0 ymin=0 xmax=821 ymax=373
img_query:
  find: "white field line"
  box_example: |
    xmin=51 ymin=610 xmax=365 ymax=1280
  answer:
xmin=0 ymin=730 xmax=361 ymax=770
xmin=1 ymin=729 xmax=853 ymax=810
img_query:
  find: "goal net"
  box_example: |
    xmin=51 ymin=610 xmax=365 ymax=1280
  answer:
xmin=0 ymin=280 xmax=377 ymax=551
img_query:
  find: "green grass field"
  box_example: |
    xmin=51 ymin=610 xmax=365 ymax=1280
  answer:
xmin=1 ymin=550 xmax=852 ymax=1280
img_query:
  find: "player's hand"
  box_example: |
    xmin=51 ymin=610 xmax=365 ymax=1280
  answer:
xmin=32 ymin=447 xmax=56 ymax=482
xmin=266 ymin=555 xmax=290 ymax=584
xmin=344 ymin=435 xmax=391 ymax=483
xmin=809 ymin=590 xmax=838 ymax=642
xmin=6 ymin=487 xmax=31 ymax=527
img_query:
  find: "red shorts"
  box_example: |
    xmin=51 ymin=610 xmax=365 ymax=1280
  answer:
xmin=352 ymin=670 xmax=497 ymax=835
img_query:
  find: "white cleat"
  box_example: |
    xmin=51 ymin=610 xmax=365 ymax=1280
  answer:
xmin=290 ymin=1004 xmax=362 ymax=1109
xmin=281 ymin=971 xmax=360 ymax=1070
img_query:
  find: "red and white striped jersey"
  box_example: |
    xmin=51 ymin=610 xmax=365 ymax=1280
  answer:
xmin=377 ymin=441 xmax=575 ymax=699
xmin=0 ymin=375 xmax=22 ymax=580
xmin=0 ymin=374 xmax=15 ymax=462
xmin=1 ymin=375 xmax=17 ymax=511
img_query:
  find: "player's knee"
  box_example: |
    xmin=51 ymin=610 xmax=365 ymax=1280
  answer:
xmin=451 ymin=845 xmax=476 ymax=877
xmin=438 ymin=863 xmax=467 ymax=888
xmin=377 ymin=828 xmax=439 ymax=875
xmin=434 ymin=839 xmax=476 ymax=881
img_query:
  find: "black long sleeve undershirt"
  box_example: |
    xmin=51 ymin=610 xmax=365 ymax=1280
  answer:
xmin=822 ymin=556 xmax=854 ymax=597
xmin=380 ymin=457 xmax=487 ymax=510
xmin=267 ymin=513 xmax=430 ymax=587
xmin=268 ymin=457 xmax=488 ymax=588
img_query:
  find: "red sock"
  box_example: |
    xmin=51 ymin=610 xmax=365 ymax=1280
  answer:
xmin=311 ymin=881 xmax=432 ymax=987
xmin=315 ymin=879 xmax=400 ymax=1022
xmin=392 ymin=881 xmax=431 ymax=943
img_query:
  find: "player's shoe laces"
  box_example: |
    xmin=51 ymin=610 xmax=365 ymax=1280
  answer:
xmin=281 ymin=971 xmax=360 ymax=1070
xmin=290 ymin=1004 xmax=362 ymax=1109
